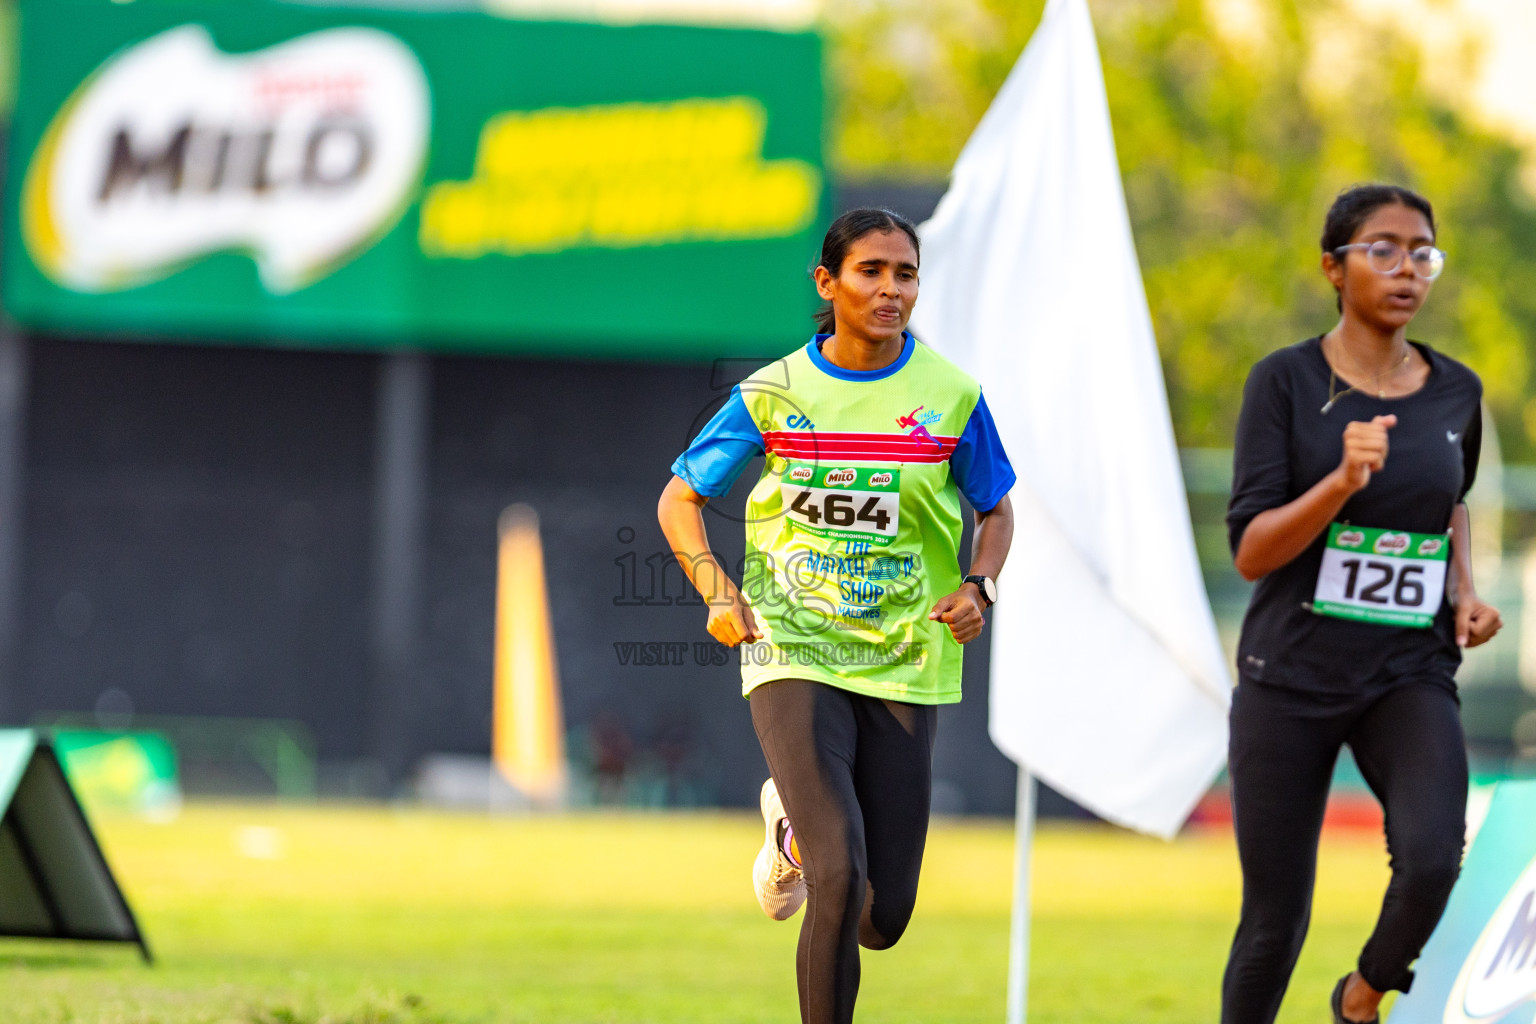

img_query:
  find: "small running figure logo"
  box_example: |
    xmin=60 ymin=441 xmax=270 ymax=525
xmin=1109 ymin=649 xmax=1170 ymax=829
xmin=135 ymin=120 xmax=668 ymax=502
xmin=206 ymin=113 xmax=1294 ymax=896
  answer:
xmin=896 ymin=406 xmax=943 ymax=446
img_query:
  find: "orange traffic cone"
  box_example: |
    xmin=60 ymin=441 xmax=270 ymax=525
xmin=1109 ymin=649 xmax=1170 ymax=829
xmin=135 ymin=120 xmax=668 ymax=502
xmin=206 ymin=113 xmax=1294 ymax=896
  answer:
xmin=492 ymin=504 xmax=567 ymax=806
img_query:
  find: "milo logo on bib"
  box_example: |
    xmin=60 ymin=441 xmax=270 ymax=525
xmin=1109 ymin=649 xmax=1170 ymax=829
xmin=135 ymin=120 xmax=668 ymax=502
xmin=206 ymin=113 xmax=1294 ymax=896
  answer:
xmin=779 ymin=462 xmax=900 ymax=545
xmin=1313 ymin=523 xmax=1450 ymax=629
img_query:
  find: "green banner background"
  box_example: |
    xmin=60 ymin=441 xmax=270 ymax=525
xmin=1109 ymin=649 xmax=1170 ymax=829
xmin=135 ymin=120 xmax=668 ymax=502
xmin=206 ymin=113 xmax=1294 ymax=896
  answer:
xmin=3 ymin=0 xmax=825 ymax=358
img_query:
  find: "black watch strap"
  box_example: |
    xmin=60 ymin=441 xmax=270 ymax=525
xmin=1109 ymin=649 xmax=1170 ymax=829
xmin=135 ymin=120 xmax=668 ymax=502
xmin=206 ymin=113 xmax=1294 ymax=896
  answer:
xmin=963 ymin=575 xmax=996 ymax=607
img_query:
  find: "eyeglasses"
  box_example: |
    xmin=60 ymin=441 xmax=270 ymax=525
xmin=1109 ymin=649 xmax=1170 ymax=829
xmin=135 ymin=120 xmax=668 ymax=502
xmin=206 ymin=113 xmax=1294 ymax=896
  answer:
xmin=1332 ymin=240 xmax=1446 ymax=281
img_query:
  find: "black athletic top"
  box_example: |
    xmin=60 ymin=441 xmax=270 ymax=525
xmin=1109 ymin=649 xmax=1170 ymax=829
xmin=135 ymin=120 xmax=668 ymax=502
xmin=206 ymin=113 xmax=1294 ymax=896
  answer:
xmin=1227 ymin=337 xmax=1483 ymax=696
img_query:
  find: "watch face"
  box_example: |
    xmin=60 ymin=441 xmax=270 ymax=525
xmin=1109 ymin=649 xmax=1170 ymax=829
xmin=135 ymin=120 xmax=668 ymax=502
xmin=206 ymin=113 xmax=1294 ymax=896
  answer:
xmin=968 ymin=576 xmax=996 ymax=605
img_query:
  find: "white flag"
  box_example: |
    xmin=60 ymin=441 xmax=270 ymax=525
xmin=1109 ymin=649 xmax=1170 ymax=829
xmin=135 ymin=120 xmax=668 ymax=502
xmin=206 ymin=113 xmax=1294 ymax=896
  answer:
xmin=910 ymin=0 xmax=1231 ymax=838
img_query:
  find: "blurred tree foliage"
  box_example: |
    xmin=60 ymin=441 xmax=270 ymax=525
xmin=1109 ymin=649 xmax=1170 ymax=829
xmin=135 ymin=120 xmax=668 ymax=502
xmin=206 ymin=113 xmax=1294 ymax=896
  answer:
xmin=826 ymin=0 xmax=1536 ymax=458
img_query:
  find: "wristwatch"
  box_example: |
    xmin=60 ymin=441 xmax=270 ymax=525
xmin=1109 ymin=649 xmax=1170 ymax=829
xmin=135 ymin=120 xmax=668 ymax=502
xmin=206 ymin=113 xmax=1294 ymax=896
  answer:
xmin=962 ymin=574 xmax=997 ymax=607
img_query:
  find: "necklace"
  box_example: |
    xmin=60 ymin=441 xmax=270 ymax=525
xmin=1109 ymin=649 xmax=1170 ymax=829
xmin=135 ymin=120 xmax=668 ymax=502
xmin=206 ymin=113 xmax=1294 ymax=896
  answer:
xmin=1320 ymin=336 xmax=1412 ymax=414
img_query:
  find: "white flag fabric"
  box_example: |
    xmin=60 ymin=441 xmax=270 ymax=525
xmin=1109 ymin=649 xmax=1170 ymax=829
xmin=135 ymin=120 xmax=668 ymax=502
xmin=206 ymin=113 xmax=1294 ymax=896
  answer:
xmin=910 ymin=0 xmax=1232 ymax=838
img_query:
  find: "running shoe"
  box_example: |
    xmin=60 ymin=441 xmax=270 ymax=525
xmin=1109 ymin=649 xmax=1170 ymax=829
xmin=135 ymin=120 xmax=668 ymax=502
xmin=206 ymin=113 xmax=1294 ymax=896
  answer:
xmin=753 ymin=777 xmax=806 ymax=920
xmin=1330 ymin=974 xmax=1380 ymax=1024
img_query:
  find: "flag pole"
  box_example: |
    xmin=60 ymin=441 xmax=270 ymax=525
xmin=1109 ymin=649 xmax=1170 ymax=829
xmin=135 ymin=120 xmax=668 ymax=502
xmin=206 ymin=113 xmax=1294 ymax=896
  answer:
xmin=1007 ymin=766 xmax=1036 ymax=1024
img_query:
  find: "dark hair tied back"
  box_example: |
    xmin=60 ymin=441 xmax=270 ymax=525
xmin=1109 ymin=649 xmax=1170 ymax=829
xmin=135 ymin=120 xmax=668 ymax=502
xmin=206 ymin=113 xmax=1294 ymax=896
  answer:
xmin=812 ymin=208 xmax=921 ymax=335
xmin=1321 ymin=184 xmax=1436 ymax=313
xmin=1320 ymin=184 xmax=1435 ymax=253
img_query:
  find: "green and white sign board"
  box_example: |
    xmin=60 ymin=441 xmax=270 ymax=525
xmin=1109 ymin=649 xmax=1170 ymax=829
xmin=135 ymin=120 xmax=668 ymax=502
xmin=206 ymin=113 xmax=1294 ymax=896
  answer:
xmin=1392 ymin=780 xmax=1536 ymax=1024
xmin=54 ymin=730 xmax=181 ymax=820
xmin=0 ymin=729 xmax=150 ymax=959
xmin=3 ymin=0 xmax=825 ymax=358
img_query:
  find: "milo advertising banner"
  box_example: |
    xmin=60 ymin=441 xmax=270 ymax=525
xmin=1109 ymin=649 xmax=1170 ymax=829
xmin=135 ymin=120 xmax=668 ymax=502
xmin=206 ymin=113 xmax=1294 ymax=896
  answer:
xmin=1392 ymin=780 xmax=1536 ymax=1024
xmin=3 ymin=0 xmax=825 ymax=357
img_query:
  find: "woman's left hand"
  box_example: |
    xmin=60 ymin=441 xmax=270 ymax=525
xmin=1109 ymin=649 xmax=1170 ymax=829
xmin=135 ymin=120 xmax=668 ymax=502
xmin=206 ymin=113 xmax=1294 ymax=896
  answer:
xmin=929 ymin=587 xmax=986 ymax=644
xmin=1455 ymin=593 xmax=1502 ymax=648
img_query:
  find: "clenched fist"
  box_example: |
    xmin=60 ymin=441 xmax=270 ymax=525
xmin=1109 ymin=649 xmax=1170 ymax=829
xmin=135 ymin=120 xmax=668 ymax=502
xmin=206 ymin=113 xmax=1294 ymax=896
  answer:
xmin=707 ymin=591 xmax=762 ymax=647
xmin=1339 ymin=414 xmax=1396 ymax=492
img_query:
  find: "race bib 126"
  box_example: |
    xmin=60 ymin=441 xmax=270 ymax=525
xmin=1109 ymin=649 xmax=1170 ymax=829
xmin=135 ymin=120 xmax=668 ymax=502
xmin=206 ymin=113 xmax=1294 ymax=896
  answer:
xmin=779 ymin=463 xmax=900 ymax=546
xmin=1312 ymin=523 xmax=1450 ymax=629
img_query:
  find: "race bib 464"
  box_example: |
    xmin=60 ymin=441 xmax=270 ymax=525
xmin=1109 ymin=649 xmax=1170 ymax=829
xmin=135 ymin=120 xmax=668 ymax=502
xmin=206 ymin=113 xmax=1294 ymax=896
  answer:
xmin=779 ymin=462 xmax=900 ymax=546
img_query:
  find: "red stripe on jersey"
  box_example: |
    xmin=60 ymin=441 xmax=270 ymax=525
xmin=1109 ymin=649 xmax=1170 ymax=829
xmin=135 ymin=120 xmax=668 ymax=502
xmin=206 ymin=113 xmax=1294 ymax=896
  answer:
xmin=762 ymin=430 xmax=957 ymax=463
xmin=768 ymin=449 xmax=956 ymax=463
xmin=762 ymin=431 xmax=958 ymax=447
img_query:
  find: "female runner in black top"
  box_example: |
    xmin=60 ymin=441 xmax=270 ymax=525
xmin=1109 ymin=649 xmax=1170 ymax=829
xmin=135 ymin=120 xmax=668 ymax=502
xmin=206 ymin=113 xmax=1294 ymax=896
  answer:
xmin=1223 ymin=184 xmax=1502 ymax=1024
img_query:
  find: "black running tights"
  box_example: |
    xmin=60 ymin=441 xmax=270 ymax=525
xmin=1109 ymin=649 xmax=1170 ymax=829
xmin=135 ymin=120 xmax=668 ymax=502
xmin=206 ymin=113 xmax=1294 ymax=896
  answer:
xmin=749 ymin=678 xmax=937 ymax=1024
xmin=1221 ymin=679 xmax=1468 ymax=1024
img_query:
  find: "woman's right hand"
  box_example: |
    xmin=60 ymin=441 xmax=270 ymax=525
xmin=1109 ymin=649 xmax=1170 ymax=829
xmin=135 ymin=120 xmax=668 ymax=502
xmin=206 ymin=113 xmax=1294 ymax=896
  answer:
xmin=1337 ymin=414 xmax=1396 ymax=493
xmin=658 ymin=474 xmax=763 ymax=648
xmin=707 ymin=590 xmax=762 ymax=647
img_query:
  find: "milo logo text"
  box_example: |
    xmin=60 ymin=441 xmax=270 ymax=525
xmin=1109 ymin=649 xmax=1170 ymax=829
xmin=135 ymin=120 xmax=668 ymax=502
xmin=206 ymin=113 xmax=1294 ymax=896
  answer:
xmin=22 ymin=25 xmax=430 ymax=294
xmin=1375 ymin=532 xmax=1411 ymax=555
xmin=788 ymin=466 xmax=814 ymax=482
xmin=1418 ymin=538 xmax=1445 ymax=556
xmin=868 ymin=472 xmax=894 ymax=488
xmin=824 ymin=469 xmax=857 ymax=487
xmin=1336 ymin=530 xmax=1366 ymax=549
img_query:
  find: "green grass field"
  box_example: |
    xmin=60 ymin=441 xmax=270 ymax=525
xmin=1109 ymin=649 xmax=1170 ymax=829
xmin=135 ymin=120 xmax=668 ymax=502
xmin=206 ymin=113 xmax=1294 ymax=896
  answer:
xmin=2 ymin=804 xmax=1399 ymax=1023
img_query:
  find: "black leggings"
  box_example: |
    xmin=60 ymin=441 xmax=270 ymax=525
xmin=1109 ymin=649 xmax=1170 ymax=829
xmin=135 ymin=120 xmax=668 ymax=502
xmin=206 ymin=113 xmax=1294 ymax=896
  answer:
xmin=1221 ymin=679 xmax=1468 ymax=1024
xmin=749 ymin=678 xmax=937 ymax=1024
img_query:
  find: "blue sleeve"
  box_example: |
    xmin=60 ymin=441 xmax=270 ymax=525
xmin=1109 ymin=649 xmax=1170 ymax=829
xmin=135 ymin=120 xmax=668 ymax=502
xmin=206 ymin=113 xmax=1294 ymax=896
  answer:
xmin=669 ymin=385 xmax=765 ymax=497
xmin=950 ymin=391 xmax=1016 ymax=511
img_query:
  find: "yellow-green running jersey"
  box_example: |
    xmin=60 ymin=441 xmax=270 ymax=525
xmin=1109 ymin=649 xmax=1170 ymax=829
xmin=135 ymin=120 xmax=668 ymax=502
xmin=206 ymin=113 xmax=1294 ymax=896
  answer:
xmin=671 ymin=333 xmax=1015 ymax=704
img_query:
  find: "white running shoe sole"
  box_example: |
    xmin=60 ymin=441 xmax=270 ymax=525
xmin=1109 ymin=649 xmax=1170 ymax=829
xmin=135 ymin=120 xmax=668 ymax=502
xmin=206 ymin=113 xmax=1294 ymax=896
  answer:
xmin=753 ymin=777 xmax=806 ymax=920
